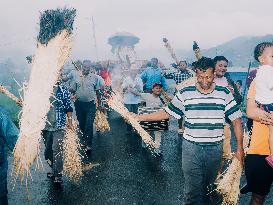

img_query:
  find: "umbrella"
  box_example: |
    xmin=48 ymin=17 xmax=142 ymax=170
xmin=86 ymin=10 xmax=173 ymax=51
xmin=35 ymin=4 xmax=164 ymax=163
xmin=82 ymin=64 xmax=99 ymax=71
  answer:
xmin=108 ymin=32 xmax=140 ymax=47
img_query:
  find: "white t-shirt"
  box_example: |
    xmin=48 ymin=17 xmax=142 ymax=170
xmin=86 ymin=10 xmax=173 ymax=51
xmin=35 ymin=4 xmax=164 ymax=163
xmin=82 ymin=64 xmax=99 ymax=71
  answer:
xmin=214 ymin=76 xmax=229 ymax=87
xmin=255 ymin=65 xmax=273 ymax=104
xmin=141 ymin=93 xmax=164 ymax=107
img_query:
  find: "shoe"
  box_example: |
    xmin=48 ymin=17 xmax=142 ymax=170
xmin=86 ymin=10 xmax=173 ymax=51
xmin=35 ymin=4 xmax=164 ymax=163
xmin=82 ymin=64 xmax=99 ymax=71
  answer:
xmin=53 ymin=175 xmax=63 ymax=189
xmin=265 ymin=155 xmax=273 ymax=168
xmin=47 ymin=172 xmax=54 ymax=180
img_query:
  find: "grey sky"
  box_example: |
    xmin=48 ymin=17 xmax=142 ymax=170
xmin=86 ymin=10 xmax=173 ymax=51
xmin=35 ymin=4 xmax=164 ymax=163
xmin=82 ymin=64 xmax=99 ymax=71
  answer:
xmin=0 ymin=0 xmax=273 ymax=63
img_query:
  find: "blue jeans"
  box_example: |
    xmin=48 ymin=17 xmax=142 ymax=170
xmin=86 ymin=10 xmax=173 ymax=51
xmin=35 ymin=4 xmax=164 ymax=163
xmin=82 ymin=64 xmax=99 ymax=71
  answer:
xmin=182 ymin=140 xmax=223 ymax=205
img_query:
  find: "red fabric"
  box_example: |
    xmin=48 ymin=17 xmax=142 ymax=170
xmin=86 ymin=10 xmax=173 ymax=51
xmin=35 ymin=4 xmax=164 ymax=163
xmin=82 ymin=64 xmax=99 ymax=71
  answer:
xmin=100 ymin=70 xmax=112 ymax=86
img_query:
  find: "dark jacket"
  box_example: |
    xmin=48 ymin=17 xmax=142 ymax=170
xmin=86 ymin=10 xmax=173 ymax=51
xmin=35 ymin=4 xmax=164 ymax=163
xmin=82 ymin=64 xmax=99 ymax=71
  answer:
xmin=0 ymin=107 xmax=19 ymax=197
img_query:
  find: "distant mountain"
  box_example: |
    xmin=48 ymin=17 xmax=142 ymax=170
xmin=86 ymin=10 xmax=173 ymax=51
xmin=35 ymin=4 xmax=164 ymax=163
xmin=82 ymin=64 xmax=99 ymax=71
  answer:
xmin=177 ymin=34 xmax=273 ymax=67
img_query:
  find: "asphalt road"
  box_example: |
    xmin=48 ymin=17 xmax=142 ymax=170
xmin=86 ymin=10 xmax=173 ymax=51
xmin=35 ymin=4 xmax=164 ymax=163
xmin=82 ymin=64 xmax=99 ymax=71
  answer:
xmin=7 ymin=112 xmax=273 ymax=205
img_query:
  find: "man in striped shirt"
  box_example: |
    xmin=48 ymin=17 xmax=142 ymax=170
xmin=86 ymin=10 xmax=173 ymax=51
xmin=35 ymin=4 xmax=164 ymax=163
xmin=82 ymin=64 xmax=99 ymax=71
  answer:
xmin=136 ymin=57 xmax=244 ymax=205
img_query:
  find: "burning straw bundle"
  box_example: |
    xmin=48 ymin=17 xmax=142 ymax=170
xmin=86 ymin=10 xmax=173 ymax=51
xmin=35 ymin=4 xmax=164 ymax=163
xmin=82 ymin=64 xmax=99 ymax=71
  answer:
xmin=215 ymin=131 xmax=250 ymax=205
xmin=13 ymin=8 xmax=76 ymax=182
xmin=107 ymin=93 xmax=157 ymax=153
xmin=63 ymin=121 xmax=83 ymax=183
xmin=95 ymin=110 xmax=110 ymax=132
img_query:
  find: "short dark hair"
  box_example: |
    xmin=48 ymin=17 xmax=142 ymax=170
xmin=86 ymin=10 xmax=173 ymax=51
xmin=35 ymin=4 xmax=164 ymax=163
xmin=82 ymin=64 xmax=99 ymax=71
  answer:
xmin=254 ymin=42 xmax=273 ymax=62
xmin=236 ymin=80 xmax=242 ymax=86
xmin=195 ymin=57 xmax=215 ymax=72
xmin=213 ymin=56 xmax=228 ymax=64
xmin=179 ymin=60 xmax=187 ymax=65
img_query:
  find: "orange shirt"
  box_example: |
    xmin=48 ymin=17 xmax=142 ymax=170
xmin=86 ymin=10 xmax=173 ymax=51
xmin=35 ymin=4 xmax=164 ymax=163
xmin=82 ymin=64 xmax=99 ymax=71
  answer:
xmin=247 ymin=81 xmax=270 ymax=155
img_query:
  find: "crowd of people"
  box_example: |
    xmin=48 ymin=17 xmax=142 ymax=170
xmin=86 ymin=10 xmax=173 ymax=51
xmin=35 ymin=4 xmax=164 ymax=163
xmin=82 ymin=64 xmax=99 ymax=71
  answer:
xmin=0 ymin=42 xmax=273 ymax=205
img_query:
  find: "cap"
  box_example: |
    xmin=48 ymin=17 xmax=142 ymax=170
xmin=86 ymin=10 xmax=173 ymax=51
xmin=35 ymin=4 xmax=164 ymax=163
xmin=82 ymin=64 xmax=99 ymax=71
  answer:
xmin=152 ymin=83 xmax=163 ymax=89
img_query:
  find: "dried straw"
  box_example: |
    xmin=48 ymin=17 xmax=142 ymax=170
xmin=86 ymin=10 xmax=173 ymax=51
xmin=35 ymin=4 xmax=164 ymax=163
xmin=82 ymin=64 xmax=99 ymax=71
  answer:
xmin=63 ymin=121 xmax=84 ymax=183
xmin=0 ymin=84 xmax=22 ymax=106
xmin=215 ymin=131 xmax=249 ymax=205
xmin=13 ymin=30 xmax=72 ymax=183
xmin=107 ymin=93 xmax=157 ymax=154
xmin=95 ymin=110 xmax=110 ymax=132
xmin=215 ymin=157 xmax=242 ymax=205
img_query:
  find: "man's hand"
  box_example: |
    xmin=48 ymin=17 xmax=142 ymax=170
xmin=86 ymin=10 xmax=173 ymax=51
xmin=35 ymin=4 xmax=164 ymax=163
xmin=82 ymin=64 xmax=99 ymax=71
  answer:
xmin=67 ymin=121 xmax=74 ymax=130
xmin=71 ymin=95 xmax=77 ymax=102
xmin=259 ymin=111 xmax=273 ymax=126
xmin=16 ymin=100 xmax=23 ymax=107
xmin=227 ymin=85 xmax=235 ymax=94
xmin=235 ymin=147 xmax=245 ymax=168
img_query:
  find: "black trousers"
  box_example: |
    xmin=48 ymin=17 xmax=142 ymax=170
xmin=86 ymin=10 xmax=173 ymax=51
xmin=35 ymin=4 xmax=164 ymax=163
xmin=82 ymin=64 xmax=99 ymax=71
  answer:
xmin=75 ymin=101 xmax=96 ymax=148
xmin=0 ymin=196 xmax=8 ymax=205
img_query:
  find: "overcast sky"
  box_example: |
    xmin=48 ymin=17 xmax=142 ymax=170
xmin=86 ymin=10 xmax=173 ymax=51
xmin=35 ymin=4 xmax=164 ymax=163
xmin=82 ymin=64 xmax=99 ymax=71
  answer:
xmin=0 ymin=0 xmax=273 ymax=63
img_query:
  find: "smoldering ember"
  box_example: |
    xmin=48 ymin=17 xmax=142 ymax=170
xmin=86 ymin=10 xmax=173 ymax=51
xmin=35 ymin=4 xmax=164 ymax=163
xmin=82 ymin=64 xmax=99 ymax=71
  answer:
xmin=0 ymin=1 xmax=273 ymax=205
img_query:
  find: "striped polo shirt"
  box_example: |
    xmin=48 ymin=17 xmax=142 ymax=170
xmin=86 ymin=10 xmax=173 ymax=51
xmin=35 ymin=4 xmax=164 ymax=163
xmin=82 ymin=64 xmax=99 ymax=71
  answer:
xmin=165 ymin=85 xmax=242 ymax=145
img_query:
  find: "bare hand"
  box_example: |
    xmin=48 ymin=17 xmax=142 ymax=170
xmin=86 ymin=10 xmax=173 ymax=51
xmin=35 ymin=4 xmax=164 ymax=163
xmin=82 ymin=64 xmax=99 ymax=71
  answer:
xmin=67 ymin=121 xmax=74 ymax=130
xmin=227 ymin=85 xmax=235 ymax=94
xmin=71 ymin=95 xmax=77 ymax=102
xmin=259 ymin=111 xmax=273 ymax=126
xmin=16 ymin=100 xmax=23 ymax=107
xmin=235 ymin=148 xmax=245 ymax=168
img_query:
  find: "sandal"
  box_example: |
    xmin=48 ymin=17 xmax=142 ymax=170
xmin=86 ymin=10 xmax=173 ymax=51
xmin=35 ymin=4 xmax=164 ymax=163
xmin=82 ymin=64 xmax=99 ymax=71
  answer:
xmin=47 ymin=172 xmax=54 ymax=179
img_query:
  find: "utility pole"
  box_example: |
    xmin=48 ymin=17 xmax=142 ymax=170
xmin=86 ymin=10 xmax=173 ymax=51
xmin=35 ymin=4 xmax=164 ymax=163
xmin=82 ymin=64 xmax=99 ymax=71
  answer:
xmin=91 ymin=16 xmax=99 ymax=61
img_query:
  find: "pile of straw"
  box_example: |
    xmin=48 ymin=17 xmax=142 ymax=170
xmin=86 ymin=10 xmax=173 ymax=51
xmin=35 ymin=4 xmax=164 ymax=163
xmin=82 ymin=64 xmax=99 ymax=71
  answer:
xmin=63 ymin=122 xmax=83 ymax=183
xmin=95 ymin=110 xmax=110 ymax=132
xmin=13 ymin=8 xmax=76 ymax=182
xmin=107 ymin=93 xmax=157 ymax=154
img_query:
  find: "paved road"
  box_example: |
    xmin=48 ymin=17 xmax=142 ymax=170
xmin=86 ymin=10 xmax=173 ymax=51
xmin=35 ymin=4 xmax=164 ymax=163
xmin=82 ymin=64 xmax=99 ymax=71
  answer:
xmin=7 ymin=112 xmax=273 ymax=205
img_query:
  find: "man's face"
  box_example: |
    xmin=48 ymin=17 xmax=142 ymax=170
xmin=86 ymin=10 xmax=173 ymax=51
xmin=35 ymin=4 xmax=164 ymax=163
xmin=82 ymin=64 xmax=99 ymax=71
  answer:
xmin=151 ymin=58 xmax=158 ymax=68
xmin=215 ymin=60 xmax=228 ymax=78
xmin=196 ymin=68 xmax=215 ymax=90
xmin=236 ymin=82 xmax=241 ymax=90
xmin=152 ymin=85 xmax=162 ymax=96
xmin=259 ymin=46 xmax=273 ymax=67
xmin=178 ymin=62 xmax=187 ymax=70
xmin=61 ymin=70 xmax=71 ymax=82
xmin=82 ymin=66 xmax=90 ymax=76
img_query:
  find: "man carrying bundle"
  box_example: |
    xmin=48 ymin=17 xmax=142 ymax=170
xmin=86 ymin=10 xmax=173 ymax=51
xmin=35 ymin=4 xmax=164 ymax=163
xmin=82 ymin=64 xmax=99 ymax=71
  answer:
xmin=135 ymin=57 xmax=244 ymax=204
xmin=74 ymin=60 xmax=104 ymax=155
xmin=0 ymin=107 xmax=18 ymax=205
xmin=43 ymin=81 xmax=73 ymax=187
